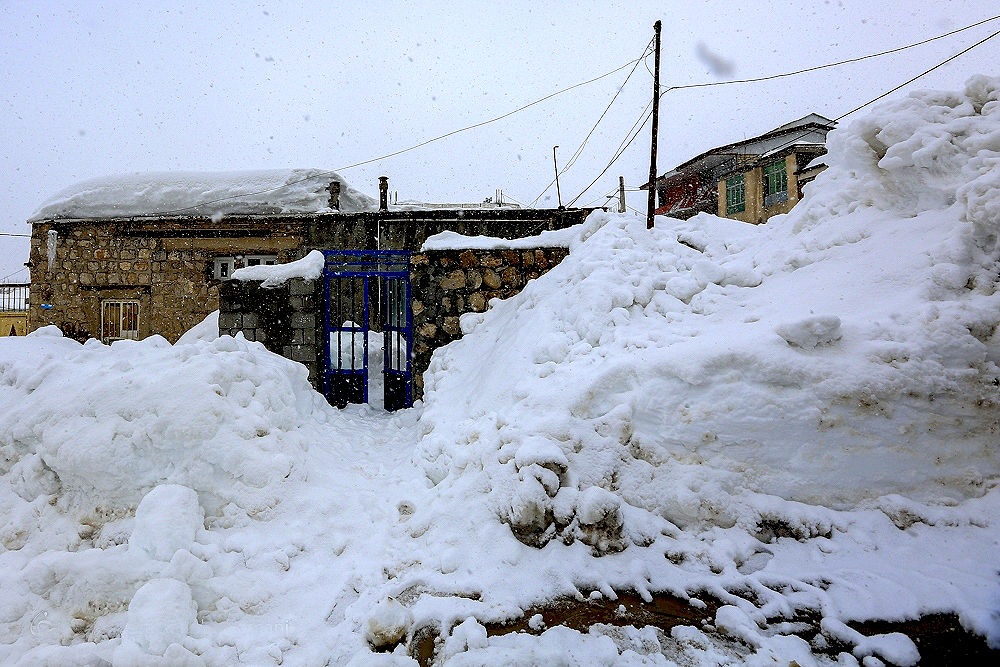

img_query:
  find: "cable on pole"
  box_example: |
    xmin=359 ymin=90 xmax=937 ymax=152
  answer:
xmin=757 ymin=26 xmax=1000 ymax=161
xmin=661 ymin=13 xmax=1000 ymax=96
xmin=105 ymin=55 xmax=654 ymax=219
xmin=530 ymin=39 xmax=654 ymax=207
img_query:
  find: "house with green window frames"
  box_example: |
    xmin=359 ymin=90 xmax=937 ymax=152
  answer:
xmin=642 ymin=113 xmax=835 ymax=224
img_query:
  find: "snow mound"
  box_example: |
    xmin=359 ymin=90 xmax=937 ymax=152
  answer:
xmin=28 ymin=168 xmax=376 ymax=220
xmin=0 ymin=331 xmax=331 ymax=516
xmin=416 ymin=75 xmax=1000 ymax=550
xmin=231 ymin=249 xmax=325 ymax=286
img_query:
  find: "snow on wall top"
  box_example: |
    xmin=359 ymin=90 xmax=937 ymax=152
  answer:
xmin=421 ymin=227 xmax=575 ymax=251
xmin=231 ymin=249 xmax=325 ymax=287
xmin=28 ymin=168 xmax=377 ymax=221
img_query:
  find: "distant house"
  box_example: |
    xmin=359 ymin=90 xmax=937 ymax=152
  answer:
xmin=27 ymin=170 xmax=588 ymax=343
xmin=643 ymin=113 xmax=835 ymax=224
xmin=0 ymin=283 xmax=29 ymax=336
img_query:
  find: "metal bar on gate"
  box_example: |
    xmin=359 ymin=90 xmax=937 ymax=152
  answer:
xmin=362 ymin=276 xmax=369 ymax=404
xmin=323 ymin=275 xmax=331 ymax=395
xmin=337 ymin=276 xmax=342 ymax=370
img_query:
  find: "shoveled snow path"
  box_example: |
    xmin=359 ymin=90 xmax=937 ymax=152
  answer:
xmin=193 ymin=403 xmax=429 ymax=664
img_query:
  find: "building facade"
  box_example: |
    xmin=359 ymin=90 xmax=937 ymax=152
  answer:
xmin=27 ymin=174 xmax=590 ymax=343
xmin=644 ymin=114 xmax=835 ymax=224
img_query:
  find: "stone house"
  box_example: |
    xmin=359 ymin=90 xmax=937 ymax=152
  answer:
xmin=642 ymin=113 xmax=835 ymax=224
xmin=27 ymin=170 xmax=588 ymax=344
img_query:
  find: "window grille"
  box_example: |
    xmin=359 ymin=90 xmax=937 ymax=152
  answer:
xmin=763 ymin=159 xmax=788 ymax=207
xmin=725 ymin=174 xmax=745 ymax=214
xmin=102 ymin=300 xmax=140 ymax=342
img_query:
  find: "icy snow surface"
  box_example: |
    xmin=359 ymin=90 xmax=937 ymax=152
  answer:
xmin=421 ymin=225 xmax=583 ymax=251
xmin=231 ymin=250 xmax=325 ymax=287
xmin=28 ymin=168 xmax=376 ymax=220
xmin=1 ymin=77 xmax=999 ymax=664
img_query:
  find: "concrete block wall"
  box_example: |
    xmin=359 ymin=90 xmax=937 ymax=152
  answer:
xmin=218 ymin=278 xmax=325 ymax=390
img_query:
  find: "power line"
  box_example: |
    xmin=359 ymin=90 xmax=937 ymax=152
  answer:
xmin=0 ymin=232 xmax=31 ymax=238
xmin=530 ymin=39 xmax=653 ymax=207
xmin=757 ymin=26 xmax=1000 ymax=163
xmin=0 ymin=266 xmax=27 ymax=282
xmin=113 ymin=55 xmax=651 ymax=219
xmin=567 ymin=103 xmax=654 ymax=207
xmin=661 ymin=13 xmax=1000 ymax=96
xmin=571 ymin=18 xmax=1000 ymax=210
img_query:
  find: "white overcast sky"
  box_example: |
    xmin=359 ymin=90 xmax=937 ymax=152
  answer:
xmin=1 ymin=0 xmax=998 ymax=278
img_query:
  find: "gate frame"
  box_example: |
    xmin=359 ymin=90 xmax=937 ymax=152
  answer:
xmin=321 ymin=250 xmax=413 ymax=410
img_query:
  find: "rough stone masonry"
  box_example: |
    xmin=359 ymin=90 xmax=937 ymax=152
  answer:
xmin=219 ymin=246 xmax=569 ymax=404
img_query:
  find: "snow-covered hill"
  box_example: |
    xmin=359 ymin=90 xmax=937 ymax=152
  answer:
xmin=1 ymin=77 xmax=998 ymax=665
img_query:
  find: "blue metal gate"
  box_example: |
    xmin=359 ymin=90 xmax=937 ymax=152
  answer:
xmin=322 ymin=250 xmax=413 ymax=411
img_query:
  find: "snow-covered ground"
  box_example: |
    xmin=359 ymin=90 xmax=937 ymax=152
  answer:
xmin=1 ymin=77 xmax=999 ymax=665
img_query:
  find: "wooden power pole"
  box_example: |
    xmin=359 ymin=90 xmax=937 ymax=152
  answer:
xmin=647 ymin=20 xmax=662 ymax=229
xmin=618 ymin=176 xmax=626 ymax=213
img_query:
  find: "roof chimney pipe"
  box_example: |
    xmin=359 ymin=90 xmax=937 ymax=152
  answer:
xmin=378 ymin=176 xmax=389 ymax=211
xmin=327 ymin=180 xmax=341 ymax=210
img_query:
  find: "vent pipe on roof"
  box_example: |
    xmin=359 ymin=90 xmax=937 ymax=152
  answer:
xmin=327 ymin=181 xmax=341 ymax=210
xmin=378 ymin=176 xmax=389 ymax=211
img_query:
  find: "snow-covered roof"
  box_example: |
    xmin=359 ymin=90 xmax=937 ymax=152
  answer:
xmin=644 ymin=113 xmax=837 ymax=188
xmin=29 ymin=168 xmax=377 ymax=221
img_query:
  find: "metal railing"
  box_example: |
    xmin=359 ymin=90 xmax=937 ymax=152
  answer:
xmin=0 ymin=283 xmax=29 ymax=312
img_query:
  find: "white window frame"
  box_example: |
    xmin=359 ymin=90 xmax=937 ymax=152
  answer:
xmin=244 ymin=254 xmax=278 ymax=268
xmin=101 ymin=299 xmax=140 ymax=343
xmin=213 ymin=255 xmax=277 ymax=279
xmin=213 ymin=256 xmax=236 ymax=280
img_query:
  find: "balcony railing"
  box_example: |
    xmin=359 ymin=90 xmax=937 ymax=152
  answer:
xmin=0 ymin=283 xmax=29 ymax=312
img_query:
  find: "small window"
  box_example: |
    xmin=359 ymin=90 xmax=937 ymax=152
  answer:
xmin=213 ymin=257 xmax=235 ymax=280
xmin=102 ymin=300 xmax=140 ymax=343
xmin=725 ymin=174 xmax=745 ymax=215
xmin=246 ymin=254 xmax=278 ymax=267
xmin=763 ymin=159 xmax=788 ymax=207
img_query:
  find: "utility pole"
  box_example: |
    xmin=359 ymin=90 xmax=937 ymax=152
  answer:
xmin=647 ymin=20 xmax=662 ymax=229
xmin=618 ymin=176 xmax=626 ymax=213
xmin=553 ymin=146 xmax=564 ymax=209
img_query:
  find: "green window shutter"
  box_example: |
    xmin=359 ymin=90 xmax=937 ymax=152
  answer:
xmin=763 ymin=159 xmax=788 ymax=206
xmin=725 ymin=174 xmax=745 ymax=214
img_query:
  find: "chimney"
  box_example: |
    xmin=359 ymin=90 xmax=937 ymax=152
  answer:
xmin=327 ymin=180 xmax=341 ymax=210
xmin=378 ymin=176 xmax=389 ymax=210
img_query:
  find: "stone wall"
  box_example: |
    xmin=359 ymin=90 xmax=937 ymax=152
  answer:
xmin=409 ymin=247 xmax=569 ymax=399
xmin=28 ymin=217 xmax=305 ymax=342
xmin=27 ymin=208 xmax=592 ymax=344
xmin=218 ymin=278 xmax=324 ymax=388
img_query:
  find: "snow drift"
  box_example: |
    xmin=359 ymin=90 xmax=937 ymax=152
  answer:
xmin=1 ymin=77 xmax=999 ymax=664
xmin=28 ymin=168 xmax=375 ymax=220
xmin=416 ymin=75 xmax=1000 ymax=543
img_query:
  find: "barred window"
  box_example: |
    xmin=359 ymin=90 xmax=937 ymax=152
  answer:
xmin=763 ymin=159 xmax=788 ymax=207
xmin=102 ymin=300 xmax=140 ymax=342
xmin=725 ymin=174 xmax=745 ymax=215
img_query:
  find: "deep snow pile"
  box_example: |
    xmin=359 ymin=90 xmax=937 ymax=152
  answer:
xmin=0 ymin=329 xmax=338 ymax=664
xmin=0 ymin=77 xmax=998 ymax=665
xmin=417 ymin=75 xmax=1000 ymax=526
xmin=29 ymin=168 xmax=375 ymax=220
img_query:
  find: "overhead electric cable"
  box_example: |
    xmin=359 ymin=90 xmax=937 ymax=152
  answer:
xmin=0 ymin=266 xmax=27 ymax=282
xmin=115 ymin=56 xmax=653 ymax=219
xmin=571 ymin=18 xmax=1000 ymax=210
xmin=530 ymin=39 xmax=653 ymax=206
xmin=0 ymin=232 xmax=31 ymax=238
xmin=567 ymin=104 xmax=654 ymax=207
xmin=760 ymin=26 xmax=1000 ymax=160
xmin=661 ymin=13 xmax=1000 ymax=95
